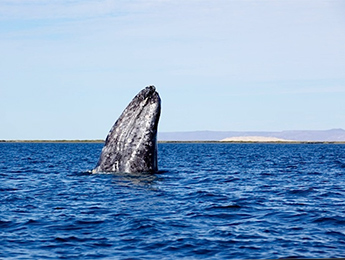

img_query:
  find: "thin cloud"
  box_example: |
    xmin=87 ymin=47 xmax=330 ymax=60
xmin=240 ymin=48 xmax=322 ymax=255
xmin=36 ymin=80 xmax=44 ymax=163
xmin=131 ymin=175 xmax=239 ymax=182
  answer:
xmin=0 ymin=0 xmax=129 ymax=20
xmin=0 ymin=0 xmax=176 ymax=20
xmin=281 ymin=86 xmax=345 ymax=95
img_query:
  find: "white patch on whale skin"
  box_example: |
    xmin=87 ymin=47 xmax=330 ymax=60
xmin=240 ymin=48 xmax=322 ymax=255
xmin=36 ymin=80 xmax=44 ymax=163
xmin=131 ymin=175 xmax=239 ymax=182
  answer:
xmin=112 ymin=161 xmax=119 ymax=172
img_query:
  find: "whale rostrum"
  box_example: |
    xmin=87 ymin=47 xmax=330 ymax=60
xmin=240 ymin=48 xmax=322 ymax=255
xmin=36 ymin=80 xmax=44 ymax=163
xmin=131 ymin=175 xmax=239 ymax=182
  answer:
xmin=92 ymin=86 xmax=161 ymax=173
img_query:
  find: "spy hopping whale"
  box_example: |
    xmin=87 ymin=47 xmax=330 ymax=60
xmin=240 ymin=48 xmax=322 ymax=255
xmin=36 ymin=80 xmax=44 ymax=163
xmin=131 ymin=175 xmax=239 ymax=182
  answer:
xmin=92 ymin=86 xmax=161 ymax=173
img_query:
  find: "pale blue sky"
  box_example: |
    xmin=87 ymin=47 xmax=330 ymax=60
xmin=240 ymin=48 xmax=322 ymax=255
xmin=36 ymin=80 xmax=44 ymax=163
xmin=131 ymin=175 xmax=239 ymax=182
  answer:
xmin=1 ymin=0 xmax=345 ymax=140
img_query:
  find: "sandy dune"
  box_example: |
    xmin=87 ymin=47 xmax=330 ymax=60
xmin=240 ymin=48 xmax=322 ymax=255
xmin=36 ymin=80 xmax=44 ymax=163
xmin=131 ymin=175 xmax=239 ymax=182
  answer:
xmin=220 ymin=136 xmax=293 ymax=142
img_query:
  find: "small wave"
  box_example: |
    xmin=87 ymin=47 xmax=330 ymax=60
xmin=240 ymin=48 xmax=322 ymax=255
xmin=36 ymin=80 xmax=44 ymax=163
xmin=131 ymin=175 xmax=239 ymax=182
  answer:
xmin=312 ymin=216 xmax=345 ymax=225
xmin=287 ymin=187 xmax=315 ymax=195
xmin=206 ymin=204 xmax=242 ymax=210
xmin=54 ymin=236 xmax=89 ymax=243
xmin=0 ymin=220 xmax=15 ymax=228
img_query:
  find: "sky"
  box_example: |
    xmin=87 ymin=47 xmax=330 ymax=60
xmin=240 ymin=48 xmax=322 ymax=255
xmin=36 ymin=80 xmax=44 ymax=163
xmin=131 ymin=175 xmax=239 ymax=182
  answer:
xmin=1 ymin=0 xmax=345 ymax=140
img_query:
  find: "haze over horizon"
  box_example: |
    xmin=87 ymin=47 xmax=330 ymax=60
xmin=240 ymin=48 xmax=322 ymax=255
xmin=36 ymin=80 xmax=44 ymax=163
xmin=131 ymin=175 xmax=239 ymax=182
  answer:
xmin=1 ymin=1 xmax=345 ymax=140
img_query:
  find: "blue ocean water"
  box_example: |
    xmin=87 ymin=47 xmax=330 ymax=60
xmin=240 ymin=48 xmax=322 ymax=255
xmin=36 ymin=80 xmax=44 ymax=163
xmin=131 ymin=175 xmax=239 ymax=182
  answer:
xmin=1 ymin=143 xmax=345 ymax=259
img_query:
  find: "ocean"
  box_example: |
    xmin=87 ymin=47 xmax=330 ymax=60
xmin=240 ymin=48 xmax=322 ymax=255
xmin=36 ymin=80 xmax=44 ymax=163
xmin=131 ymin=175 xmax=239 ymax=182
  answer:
xmin=1 ymin=142 xmax=345 ymax=259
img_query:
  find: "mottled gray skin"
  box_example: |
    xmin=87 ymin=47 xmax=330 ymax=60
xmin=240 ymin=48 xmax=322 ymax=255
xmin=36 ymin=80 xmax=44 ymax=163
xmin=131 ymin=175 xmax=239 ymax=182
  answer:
xmin=92 ymin=86 xmax=161 ymax=173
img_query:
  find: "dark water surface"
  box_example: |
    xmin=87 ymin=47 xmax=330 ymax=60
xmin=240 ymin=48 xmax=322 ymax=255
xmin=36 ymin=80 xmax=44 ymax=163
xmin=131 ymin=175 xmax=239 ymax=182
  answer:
xmin=1 ymin=143 xmax=345 ymax=259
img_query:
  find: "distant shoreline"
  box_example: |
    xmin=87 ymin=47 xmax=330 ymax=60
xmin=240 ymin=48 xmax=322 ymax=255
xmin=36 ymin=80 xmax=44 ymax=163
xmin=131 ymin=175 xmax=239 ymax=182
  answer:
xmin=160 ymin=141 xmax=345 ymax=144
xmin=1 ymin=140 xmax=345 ymax=144
xmin=0 ymin=140 xmax=105 ymax=143
xmin=160 ymin=140 xmax=345 ymax=144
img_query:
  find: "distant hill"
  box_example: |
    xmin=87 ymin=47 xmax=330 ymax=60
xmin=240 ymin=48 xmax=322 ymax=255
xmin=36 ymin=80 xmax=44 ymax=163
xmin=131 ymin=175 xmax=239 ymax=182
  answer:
xmin=158 ymin=129 xmax=345 ymax=142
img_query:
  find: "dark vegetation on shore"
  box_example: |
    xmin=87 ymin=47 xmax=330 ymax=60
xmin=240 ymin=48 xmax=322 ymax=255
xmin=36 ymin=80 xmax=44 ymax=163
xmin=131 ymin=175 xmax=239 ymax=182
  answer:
xmin=0 ymin=140 xmax=104 ymax=143
xmin=1 ymin=140 xmax=345 ymax=144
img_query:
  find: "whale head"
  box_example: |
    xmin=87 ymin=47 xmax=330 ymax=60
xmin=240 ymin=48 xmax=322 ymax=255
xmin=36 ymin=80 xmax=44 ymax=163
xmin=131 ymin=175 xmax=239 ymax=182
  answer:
xmin=93 ymin=85 xmax=161 ymax=173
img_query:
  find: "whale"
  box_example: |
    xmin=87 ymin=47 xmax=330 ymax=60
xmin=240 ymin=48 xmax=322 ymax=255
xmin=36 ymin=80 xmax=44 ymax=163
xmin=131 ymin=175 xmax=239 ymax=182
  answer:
xmin=92 ymin=85 xmax=161 ymax=173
